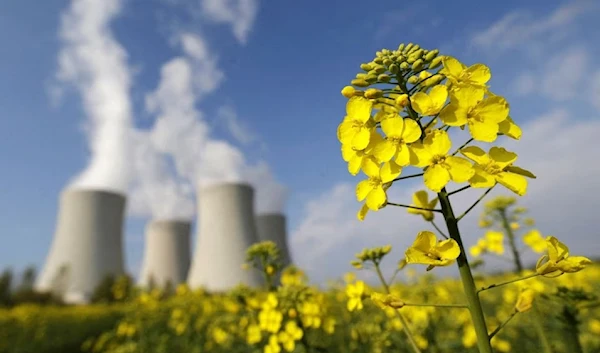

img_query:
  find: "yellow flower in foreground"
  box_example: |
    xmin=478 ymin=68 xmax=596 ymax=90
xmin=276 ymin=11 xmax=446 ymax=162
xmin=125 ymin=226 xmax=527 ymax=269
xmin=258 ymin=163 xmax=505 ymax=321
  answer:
xmin=410 ymin=85 xmax=448 ymax=116
xmin=523 ymin=230 xmax=547 ymax=253
xmin=337 ymin=97 xmax=374 ymax=150
xmin=498 ymin=116 xmax=522 ymax=140
xmin=484 ymin=231 xmax=504 ymax=255
xmin=515 ymin=288 xmax=535 ymax=313
xmin=405 ymin=231 xmax=461 ymax=270
xmin=407 ymin=190 xmax=438 ymax=221
xmin=341 ymin=131 xmax=383 ymax=175
xmin=357 ymin=183 xmax=393 ymax=221
xmin=461 ymin=146 xmax=536 ymax=196
xmin=356 ymin=159 xmax=401 ymax=210
xmin=439 ymin=85 xmax=509 ymax=142
xmin=412 ymin=130 xmax=474 ymax=192
xmin=536 ymin=236 xmax=592 ymax=276
xmin=278 ymin=321 xmax=303 ymax=352
xmin=346 ymin=280 xmax=366 ymax=312
xmin=373 ymin=116 xmax=421 ymax=166
xmin=370 ymin=292 xmax=405 ymax=310
xmin=440 ymin=56 xmax=491 ymax=91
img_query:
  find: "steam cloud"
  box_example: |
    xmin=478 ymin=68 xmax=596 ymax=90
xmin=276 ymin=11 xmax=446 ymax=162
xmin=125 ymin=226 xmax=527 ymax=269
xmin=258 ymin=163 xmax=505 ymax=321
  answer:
xmin=55 ymin=0 xmax=286 ymax=221
xmin=56 ymin=0 xmax=133 ymax=194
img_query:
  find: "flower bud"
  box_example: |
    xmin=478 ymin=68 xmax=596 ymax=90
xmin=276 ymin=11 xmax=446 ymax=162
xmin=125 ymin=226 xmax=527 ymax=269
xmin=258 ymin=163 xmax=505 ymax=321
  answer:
xmin=424 ymin=49 xmax=439 ymax=62
xmin=381 ymin=244 xmax=392 ymax=255
xmin=389 ymin=64 xmax=399 ymax=74
xmin=373 ymin=57 xmax=384 ymax=64
xmin=419 ymin=71 xmax=432 ymax=81
xmin=365 ymin=74 xmax=378 ymax=83
xmin=383 ymin=58 xmax=393 ymax=67
xmin=398 ymin=43 xmax=405 ymax=51
xmin=395 ymin=94 xmax=409 ymax=108
xmin=360 ymin=63 xmax=373 ymax=71
xmin=427 ymin=74 xmax=445 ymax=86
xmin=378 ymin=74 xmax=391 ymax=83
xmin=341 ymin=86 xmax=356 ymax=98
xmin=412 ymin=59 xmax=424 ymax=71
xmin=407 ymin=75 xmax=419 ymax=84
xmin=373 ymin=65 xmax=386 ymax=74
xmin=400 ymin=62 xmax=410 ymax=70
xmin=375 ymin=51 xmax=383 ymax=57
xmin=406 ymin=56 xmax=417 ymax=64
xmin=412 ymin=49 xmax=424 ymax=58
xmin=382 ymin=49 xmax=391 ymax=55
xmin=355 ymin=73 xmax=367 ymax=79
xmin=351 ymin=260 xmax=363 ymax=269
xmin=404 ymin=43 xmax=414 ymax=53
xmin=365 ymin=88 xmax=383 ymax=99
xmin=429 ymin=56 xmax=444 ymax=69
xmin=515 ymin=289 xmax=535 ymax=313
xmin=351 ymin=79 xmax=370 ymax=87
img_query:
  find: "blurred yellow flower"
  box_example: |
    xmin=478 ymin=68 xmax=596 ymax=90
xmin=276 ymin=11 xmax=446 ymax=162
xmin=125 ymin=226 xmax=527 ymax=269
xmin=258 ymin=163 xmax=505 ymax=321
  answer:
xmin=407 ymin=190 xmax=438 ymax=221
xmin=405 ymin=231 xmax=461 ymax=270
xmin=523 ymin=229 xmax=547 ymax=253
xmin=346 ymin=281 xmax=366 ymax=312
xmin=515 ymin=288 xmax=535 ymax=313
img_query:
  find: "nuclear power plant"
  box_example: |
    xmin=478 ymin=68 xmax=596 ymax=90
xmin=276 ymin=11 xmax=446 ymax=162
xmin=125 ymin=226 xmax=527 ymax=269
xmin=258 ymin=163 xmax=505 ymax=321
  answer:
xmin=187 ymin=182 xmax=264 ymax=291
xmin=138 ymin=220 xmax=191 ymax=289
xmin=255 ymin=213 xmax=292 ymax=269
xmin=35 ymin=188 xmax=126 ymax=303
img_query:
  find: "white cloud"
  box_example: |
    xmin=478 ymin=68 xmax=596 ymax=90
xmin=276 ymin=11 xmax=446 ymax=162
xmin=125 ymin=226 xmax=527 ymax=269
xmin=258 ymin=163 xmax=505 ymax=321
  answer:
xmin=540 ymin=47 xmax=589 ymax=101
xmin=471 ymin=1 xmax=595 ymax=52
xmin=588 ymin=70 xmax=600 ymax=110
xmin=291 ymin=110 xmax=600 ymax=284
xmin=513 ymin=72 xmax=535 ymax=96
xmin=200 ymin=0 xmax=259 ymax=44
xmin=55 ymin=0 xmax=134 ymax=193
xmin=217 ymin=105 xmax=258 ymax=145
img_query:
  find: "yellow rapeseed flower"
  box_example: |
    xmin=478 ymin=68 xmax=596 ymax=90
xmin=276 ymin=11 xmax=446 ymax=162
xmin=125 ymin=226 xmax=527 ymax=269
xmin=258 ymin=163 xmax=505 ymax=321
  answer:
xmin=484 ymin=231 xmax=504 ymax=255
xmin=277 ymin=321 xmax=303 ymax=352
xmin=341 ymin=131 xmax=383 ymax=175
xmin=356 ymin=159 xmax=401 ymax=210
xmin=515 ymin=288 xmax=535 ymax=313
xmin=411 ymin=130 xmax=474 ymax=192
xmin=536 ymin=236 xmax=592 ymax=276
xmin=264 ymin=334 xmax=281 ymax=353
xmin=498 ymin=116 xmax=522 ymax=140
xmin=370 ymin=292 xmax=405 ymax=310
xmin=259 ymin=309 xmax=283 ymax=334
xmin=410 ymin=85 xmax=448 ymax=116
xmin=346 ymin=280 xmax=366 ymax=312
xmin=460 ymin=146 xmax=536 ymax=196
xmin=247 ymin=324 xmax=262 ymax=344
xmin=523 ymin=229 xmax=547 ymax=253
xmin=440 ymin=56 xmax=491 ymax=92
xmin=405 ymin=231 xmax=461 ymax=270
xmin=357 ymin=182 xmax=392 ymax=221
xmin=407 ymin=190 xmax=438 ymax=221
xmin=337 ymin=97 xmax=375 ymax=150
xmin=439 ymin=85 xmax=509 ymax=142
xmin=469 ymin=238 xmax=487 ymax=257
xmin=372 ymin=116 xmax=422 ymax=166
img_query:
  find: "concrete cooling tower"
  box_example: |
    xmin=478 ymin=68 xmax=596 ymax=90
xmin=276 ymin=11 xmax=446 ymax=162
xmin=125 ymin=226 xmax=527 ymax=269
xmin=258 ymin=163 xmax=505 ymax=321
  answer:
xmin=255 ymin=213 xmax=292 ymax=269
xmin=35 ymin=189 xmax=126 ymax=304
xmin=187 ymin=182 xmax=264 ymax=291
xmin=138 ymin=220 xmax=191 ymax=289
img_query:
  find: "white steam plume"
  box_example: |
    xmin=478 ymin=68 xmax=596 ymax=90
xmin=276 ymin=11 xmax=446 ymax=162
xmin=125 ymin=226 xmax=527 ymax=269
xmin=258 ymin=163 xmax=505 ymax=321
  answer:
xmin=56 ymin=0 xmax=133 ymax=193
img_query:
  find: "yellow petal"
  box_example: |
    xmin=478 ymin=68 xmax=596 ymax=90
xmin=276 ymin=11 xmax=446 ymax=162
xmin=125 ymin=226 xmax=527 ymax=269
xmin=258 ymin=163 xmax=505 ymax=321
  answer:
xmin=452 ymin=85 xmax=484 ymax=108
xmin=412 ymin=190 xmax=430 ymax=207
xmin=546 ymin=236 xmax=569 ymax=262
xmin=441 ymin=56 xmax=466 ymax=78
xmin=424 ymin=164 xmax=450 ymax=193
xmin=347 ymin=155 xmax=362 ymax=175
xmin=366 ymin=186 xmax=387 ymax=210
xmin=356 ymin=180 xmax=373 ymax=201
xmin=505 ymin=165 xmax=536 ymax=179
xmin=405 ymin=248 xmax=435 ymax=265
xmin=341 ymin=144 xmax=355 ymax=162
xmin=468 ymin=119 xmax=499 ymax=143
xmin=445 ymin=156 xmax=474 ymax=183
xmin=410 ymin=142 xmax=433 ymax=168
xmin=351 ymin=128 xmax=371 ymax=150
xmin=474 ymin=96 xmax=509 ymax=124
xmin=435 ymin=239 xmax=461 ymax=260
xmin=460 ymin=146 xmax=490 ymax=165
xmin=401 ymin=118 xmax=422 ymax=143
xmin=372 ymin=139 xmax=397 ymax=162
xmin=347 ymin=97 xmax=373 ymax=123
xmin=469 ymin=166 xmax=496 ymax=188
xmin=425 ymin=130 xmax=452 ymax=156
xmin=410 ymin=92 xmax=433 ymax=116
xmin=412 ymin=231 xmax=437 ymax=252
xmin=394 ymin=145 xmax=412 ymax=166
xmin=381 ymin=116 xmax=404 ymax=138
xmin=489 ymin=147 xmax=518 ymax=169
xmin=496 ymin=172 xmax=528 ymax=196
xmin=337 ymin=119 xmax=355 ymax=144
xmin=557 ymin=256 xmax=592 ymax=273
xmin=498 ymin=116 xmax=522 ymax=140
xmin=362 ymin=157 xmax=380 ymax=178
xmin=465 ymin=64 xmax=491 ymax=85
xmin=380 ymin=161 xmax=402 ymax=183
xmin=429 ymin=85 xmax=449 ymax=112
xmin=439 ymin=103 xmax=468 ymax=126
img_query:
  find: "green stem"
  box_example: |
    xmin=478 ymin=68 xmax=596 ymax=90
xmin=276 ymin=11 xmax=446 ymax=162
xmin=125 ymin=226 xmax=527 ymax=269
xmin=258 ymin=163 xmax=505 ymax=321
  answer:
xmin=478 ymin=273 xmax=540 ymax=293
xmin=499 ymin=209 xmax=524 ymax=273
xmin=457 ymin=186 xmax=495 ymax=221
xmin=437 ymin=188 xmax=493 ymax=353
xmin=489 ymin=310 xmax=517 ymax=339
xmin=451 ymin=138 xmax=474 ymax=156
xmin=392 ymin=173 xmax=424 ymax=183
xmin=373 ymin=262 xmax=422 ymax=353
xmin=448 ymin=185 xmax=471 ymax=196
xmin=532 ymin=306 xmax=553 ymax=353
xmin=404 ymin=302 xmax=468 ymax=309
xmin=430 ymin=220 xmax=449 ymax=239
xmin=387 ymin=202 xmax=442 ymax=213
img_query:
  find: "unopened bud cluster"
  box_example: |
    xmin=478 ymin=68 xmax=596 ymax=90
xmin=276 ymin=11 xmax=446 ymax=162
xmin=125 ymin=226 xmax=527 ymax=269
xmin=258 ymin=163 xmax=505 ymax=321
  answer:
xmin=245 ymin=241 xmax=283 ymax=273
xmin=351 ymin=245 xmax=392 ymax=268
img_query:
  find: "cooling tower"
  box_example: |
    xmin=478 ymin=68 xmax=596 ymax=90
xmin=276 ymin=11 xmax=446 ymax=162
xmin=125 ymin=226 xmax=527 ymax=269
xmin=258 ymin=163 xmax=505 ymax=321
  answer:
xmin=255 ymin=213 xmax=292 ymax=269
xmin=187 ymin=182 xmax=264 ymax=291
xmin=138 ymin=220 xmax=191 ymax=289
xmin=35 ymin=189 xmax=126 ymax=303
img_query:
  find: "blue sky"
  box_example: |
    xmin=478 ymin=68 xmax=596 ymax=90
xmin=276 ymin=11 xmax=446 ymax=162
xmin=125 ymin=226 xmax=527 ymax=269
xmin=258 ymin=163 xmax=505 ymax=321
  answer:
xmin=0 ymin=0 xmax=599 ymax=284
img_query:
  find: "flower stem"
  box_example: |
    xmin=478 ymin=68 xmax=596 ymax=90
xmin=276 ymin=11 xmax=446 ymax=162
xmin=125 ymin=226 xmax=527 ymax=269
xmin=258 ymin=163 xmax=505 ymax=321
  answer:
xmin=489 ymin=310 xmax=517 ymax=339
xmin=478 ymin=273 xmax=540 ymax=293
xmin=532 ymin=306 xmax=553 ymax=353
xmin=457 ymin=186 xmax=495 ymax=221
xmin=438 ymin=188 xmax=493 ymax=353
xmin=499 ymin=209 xmax=524 ymax=272
xmin=430 ymin=220 xmax=449 ymax=239
xmin=452 ymin=138 xmax=474 ymax=156
xmin=448 ymin=185 xmax=471 ymax=196
xmin=373 ymin=262 xmax=422 ymax=353
xmin=404 ymin=302 xmax=469 ymax=309
xmin=392 ymin=173 xmax=424 ymax=183
xmin=387 ymin=202 xmax=442 ymax=213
